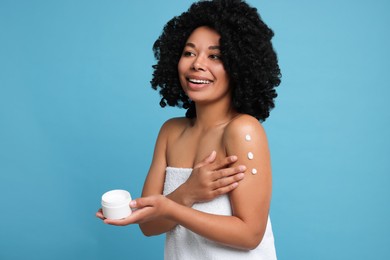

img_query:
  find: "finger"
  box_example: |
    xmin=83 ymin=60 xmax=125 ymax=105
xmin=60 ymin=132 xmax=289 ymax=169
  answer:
xmin=210 ymin=165 xmax=245 ymax=183
xmin=212 ymin=182 xmax=240 ymax=196
xmin=104 ymin=215 xmax=133 ymax=226
xmin=209 ymin=155 xmax=238 ymax=171
xmin=205 ymin=150 xmax=217 ymax=163
xmin=214 ymin=165 xmax=246 ymax=179
xmin=104 ymin=206 xmax=154 ymax=226
xmin=96 ymin=209 xmax=105 ymax=220
xmin=194 ymin=150 xmax=217 ymax=169
xmin=211 ymin=172 xmax=245 ymax=189
xmin=103 ymin=210 xmax=139 ymax=226
xmin=131 ymin=196 xmax=156 ymax=209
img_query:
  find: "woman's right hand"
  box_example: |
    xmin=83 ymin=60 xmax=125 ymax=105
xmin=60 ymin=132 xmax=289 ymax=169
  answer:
xmin=97 ymin=195 xmax=171 ymax=226
xmin=179 ymin=151 xmax=246 ymax=206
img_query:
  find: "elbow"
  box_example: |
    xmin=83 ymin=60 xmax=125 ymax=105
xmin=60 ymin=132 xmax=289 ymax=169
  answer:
xmin=141 ymin=230 xmax=154 ymax=237
xmin=241 ymin=229 xmax=266 ymax=250
xmin=246 ymin=235 xmax=263 ymax=250
xmin=139 ymin=224 xmax=159 ymax=237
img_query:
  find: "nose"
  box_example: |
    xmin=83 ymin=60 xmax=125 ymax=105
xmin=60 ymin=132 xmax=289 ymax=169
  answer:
xmin=192 ymin=56 xmax=206 ymax=71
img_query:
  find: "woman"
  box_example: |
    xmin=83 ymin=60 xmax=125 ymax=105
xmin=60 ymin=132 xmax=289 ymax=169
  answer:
xmin=97 ymin=0 xmax=281 ymax=259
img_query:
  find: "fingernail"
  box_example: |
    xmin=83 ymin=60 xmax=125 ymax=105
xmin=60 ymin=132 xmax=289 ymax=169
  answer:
xmin=130 ymin=200 xmax=137 ymax=207
xmin=230 ymin=155 xmax=237 ymax=161
xmin=239 ymin=165 xmax=246 ymax=171
xmin=238 ymin=173 xmax=245 ymax=178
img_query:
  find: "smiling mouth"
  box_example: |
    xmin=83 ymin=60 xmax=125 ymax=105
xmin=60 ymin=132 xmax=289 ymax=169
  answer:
xmin=187 ymin=78 xmax=213 ymax=84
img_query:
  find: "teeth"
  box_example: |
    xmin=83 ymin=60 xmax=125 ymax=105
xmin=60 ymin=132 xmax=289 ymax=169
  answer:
xmin=188 ymin=78 xmax=212 ymax=84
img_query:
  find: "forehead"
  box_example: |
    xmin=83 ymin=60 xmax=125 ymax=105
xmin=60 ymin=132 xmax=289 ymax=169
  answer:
xmin=186 ymin=26 xmax=221 ymax=46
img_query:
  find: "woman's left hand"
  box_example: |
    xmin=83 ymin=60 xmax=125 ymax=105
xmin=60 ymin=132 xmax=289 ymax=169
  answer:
xmin=96 ymin=195 xmax=171 ymax=226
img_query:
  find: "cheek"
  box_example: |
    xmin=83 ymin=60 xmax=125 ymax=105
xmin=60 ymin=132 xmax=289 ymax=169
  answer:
xmin=177 ymin=59 xmax=187 ymax=89
xmin=177 ymin=58 xmax=186 ymax=76
xmin=217 ymin=67 xmax=229 ymax=84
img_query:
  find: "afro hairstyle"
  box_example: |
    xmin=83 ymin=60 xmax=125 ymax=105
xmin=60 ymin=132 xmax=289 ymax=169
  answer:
xmin=151 ymin=0 xmax=281 ymax=121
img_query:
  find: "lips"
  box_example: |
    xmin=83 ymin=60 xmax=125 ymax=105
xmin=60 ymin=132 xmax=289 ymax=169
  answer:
xmin=185 ymin=75 xmax=214 ymax=90
xmin=188 ymin=78 xmax=213 ymax=84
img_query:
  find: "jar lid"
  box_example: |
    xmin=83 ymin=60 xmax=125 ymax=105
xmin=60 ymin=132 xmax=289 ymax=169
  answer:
xmin=101 ymin=189 xmax=131 ymax=207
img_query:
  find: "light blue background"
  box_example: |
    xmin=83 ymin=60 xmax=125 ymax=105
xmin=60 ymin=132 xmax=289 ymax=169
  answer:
xmin=1 ymin=0 xmax=389 ymax=259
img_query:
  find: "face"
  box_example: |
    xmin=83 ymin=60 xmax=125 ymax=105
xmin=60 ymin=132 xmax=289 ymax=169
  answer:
xmin=178 ymin=26 xmax=230 ymax=105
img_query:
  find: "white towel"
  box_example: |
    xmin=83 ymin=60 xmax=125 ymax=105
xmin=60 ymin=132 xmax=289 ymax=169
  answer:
xmin=163 ymin=167 xmax=277 ymax=260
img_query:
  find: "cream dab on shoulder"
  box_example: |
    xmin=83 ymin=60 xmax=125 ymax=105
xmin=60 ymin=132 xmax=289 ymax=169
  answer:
xmin=245 ymin=134 xmax=254 ymax=159
xmin=244 ymin=134 xmax=256 ymax=173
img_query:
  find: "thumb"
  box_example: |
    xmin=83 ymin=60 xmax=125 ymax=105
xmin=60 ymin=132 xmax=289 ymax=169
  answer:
xmin=194 ymin=150 xmax=216 ymax=169
xmin=131 ymin=195 xmax=161 ymax=209
xmin=130 ymin=197 xmax=150 ymax=209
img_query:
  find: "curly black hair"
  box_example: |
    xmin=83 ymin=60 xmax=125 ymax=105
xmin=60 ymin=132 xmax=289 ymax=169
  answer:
xmin=151 ymin=0 xmax=281 ymax=121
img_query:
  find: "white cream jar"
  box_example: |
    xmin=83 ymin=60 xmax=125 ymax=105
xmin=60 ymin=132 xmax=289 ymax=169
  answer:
xmin=101 ymin=189 xmax=132 ymax=219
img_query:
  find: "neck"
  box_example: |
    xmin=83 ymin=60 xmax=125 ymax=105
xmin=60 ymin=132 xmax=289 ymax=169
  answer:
xmin=193 ymin=98 xmax=238 ymax=130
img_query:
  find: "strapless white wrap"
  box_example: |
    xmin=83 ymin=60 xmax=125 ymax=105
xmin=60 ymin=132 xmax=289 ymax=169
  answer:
xmin=163 ymin=167 xmax=277 ymax=260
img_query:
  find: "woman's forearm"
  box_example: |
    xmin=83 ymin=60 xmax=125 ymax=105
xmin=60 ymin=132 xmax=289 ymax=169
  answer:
xmin=138 ymin=217 xmax=176 ymax=236
xmin=165 ymin=199 xmax=266 ymax=250
xmin=139 ymin=184 xmax=193 ymax=236
xmin=105 ymin=194 xmax=267 ymax=250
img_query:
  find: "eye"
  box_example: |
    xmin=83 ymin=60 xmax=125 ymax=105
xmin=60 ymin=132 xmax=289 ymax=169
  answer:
xmin=182 ymin=51 xmax=195 ymax=57
xmin=209 ymin=54 xmax=221 ymax=60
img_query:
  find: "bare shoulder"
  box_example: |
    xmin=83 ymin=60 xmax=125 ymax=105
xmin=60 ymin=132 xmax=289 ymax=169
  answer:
xmin=159 ymin=117 xmax=190 ymax=138
xmin=161 ymin=117 xmax=189 ymax=130
xmin=223 ymin=114 xmax=267 ymax=145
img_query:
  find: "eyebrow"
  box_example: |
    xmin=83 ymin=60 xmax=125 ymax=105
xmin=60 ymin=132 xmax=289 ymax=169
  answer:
xmin=185 ymin=42 xmax=220 ymax=50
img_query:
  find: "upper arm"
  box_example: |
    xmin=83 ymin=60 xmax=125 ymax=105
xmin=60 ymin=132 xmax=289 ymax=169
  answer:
xmin=141 ymin=119 xmax=173 ymax=197
xmin=223 ymin=115 xmax=272 ymax=239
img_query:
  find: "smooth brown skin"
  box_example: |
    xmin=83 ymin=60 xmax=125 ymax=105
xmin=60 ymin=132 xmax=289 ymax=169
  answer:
xmin=96 ymin=26 xmax=272 ymax=250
